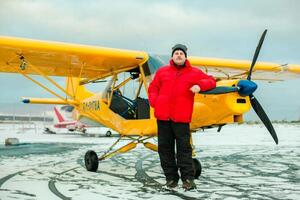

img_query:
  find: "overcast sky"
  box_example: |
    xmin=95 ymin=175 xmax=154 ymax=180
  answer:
xmin=0 ymin=0 xmax=299 ymax=120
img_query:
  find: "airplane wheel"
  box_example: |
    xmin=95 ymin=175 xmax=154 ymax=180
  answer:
xmin=192 ymin=158 xmax=202 ymax=179
xmin=106 ymin=130 xmax=112 ymax=137
xmin=84 ymin=150 xmax=99 ymax=172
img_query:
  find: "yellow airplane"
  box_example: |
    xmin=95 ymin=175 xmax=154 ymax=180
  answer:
xmin=0 ymin=30 xmax=299 ymax=178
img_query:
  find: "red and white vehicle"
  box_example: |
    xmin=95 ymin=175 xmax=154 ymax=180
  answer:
xmin=53 ymin=106 xmax=87 ymax=133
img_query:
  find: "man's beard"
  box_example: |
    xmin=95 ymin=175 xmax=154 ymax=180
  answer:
xmin=174 ymin=60 xmax=186 ymax=68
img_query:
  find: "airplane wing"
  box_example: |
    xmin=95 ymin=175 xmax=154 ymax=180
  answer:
xmin=0 ymin=36 xmax=148 ymax=82
xmin=1 ymin=36 xmax=299 ymax=82
xmin=189 ymin=56 xmax=300 ymax=81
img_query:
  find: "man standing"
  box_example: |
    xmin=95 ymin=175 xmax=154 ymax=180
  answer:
xmin=148 ymin=44 xmax=216 ymax=190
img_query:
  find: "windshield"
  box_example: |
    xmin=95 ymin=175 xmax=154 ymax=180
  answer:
xmin=147 ymin=54 xmax=168 ymax=74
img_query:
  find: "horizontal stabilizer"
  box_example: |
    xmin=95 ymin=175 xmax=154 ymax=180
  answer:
xmin=22 ymin=97 xmax=78 ymax=105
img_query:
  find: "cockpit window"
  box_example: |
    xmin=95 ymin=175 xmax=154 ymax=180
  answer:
xmin=147 ymin=55 xmax=167 ymax=74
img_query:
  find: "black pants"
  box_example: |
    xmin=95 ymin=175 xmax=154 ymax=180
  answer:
xmin=157 ymin=120 xmax=194 ymax=182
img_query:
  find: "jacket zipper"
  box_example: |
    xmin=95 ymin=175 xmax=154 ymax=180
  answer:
xmin=169 ymin=70 xmax=181 ymax=121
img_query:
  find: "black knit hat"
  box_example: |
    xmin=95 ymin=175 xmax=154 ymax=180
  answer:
xmin=172 ymin=44 xmax=187 ymax=57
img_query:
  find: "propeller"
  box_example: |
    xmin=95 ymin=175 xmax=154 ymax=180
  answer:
xmin=250 ymin=94 xmax=278 ymax=144
xmin=245 ymin=29 xmax=278 ymax=144
xmin=199 ymin=29 xmax=278 ymax=144
xmin=247 ymin=29 xmax=267 ymax=81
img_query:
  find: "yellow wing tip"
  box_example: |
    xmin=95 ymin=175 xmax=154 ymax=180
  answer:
xmin=288 ymin=64 xmax=300 ymax=73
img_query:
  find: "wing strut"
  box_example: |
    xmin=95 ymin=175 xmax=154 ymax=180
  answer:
xmin=18 ymin=55 xmax=76 ymax=99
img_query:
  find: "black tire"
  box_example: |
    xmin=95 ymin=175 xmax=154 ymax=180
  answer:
xmin=106 ymin=130 xmax=112 ymax=137
xmin=85 ymin=150 xmax=99 ymax=172
xmin=192 ymin=158 xmax=202 ymax=179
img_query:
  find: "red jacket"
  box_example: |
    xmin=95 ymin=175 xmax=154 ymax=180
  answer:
xmin=148 ymin=59 xmax=216 ymax=123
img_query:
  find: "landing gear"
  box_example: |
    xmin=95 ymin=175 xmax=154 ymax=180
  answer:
xmin=192 ymin=158 xmax=202 ymax=179
xmin=84 ymin=136 xmax=156 ymax=173
xmin=84 ymin=150 xmax=99 ymax=172
xmin=106 ymin=130 xmax=112 ymax=137
xmin=43 ymin=127 xmax=56 ymax=134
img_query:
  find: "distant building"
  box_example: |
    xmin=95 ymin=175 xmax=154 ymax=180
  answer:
xmin=0 ymin=114 xmax=53 ymax=122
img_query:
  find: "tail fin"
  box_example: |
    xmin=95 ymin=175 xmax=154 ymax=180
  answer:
xmin=54 ymin=107 xmax=65 ymax=122
xmin=66 ymin=77 xmax=80 ymax=98
xmin=66 ymin=77 xmax=93 ymax=101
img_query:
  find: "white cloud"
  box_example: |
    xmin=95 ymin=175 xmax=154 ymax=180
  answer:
xmin=1 ymin=0 xmax=299 ymax=54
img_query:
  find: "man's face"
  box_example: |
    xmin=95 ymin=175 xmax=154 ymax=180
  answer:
xmin=172 ymin=50 xmax=186 ymax=65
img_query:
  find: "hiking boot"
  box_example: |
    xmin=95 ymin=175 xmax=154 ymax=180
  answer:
xmin=165 ymin=180 xmax=178 ymax=188
xmin=182 ymin=179 xmax=196 ymax=190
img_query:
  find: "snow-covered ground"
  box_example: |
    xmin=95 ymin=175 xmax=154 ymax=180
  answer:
xmin=0 ymin=123 xmax=299 ymax=199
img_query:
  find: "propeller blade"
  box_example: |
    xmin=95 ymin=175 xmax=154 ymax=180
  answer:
xmin=249 ymin=94 xmax=278 ymax=144
xmin=247 ymin=29 xmax=268 ymax=80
